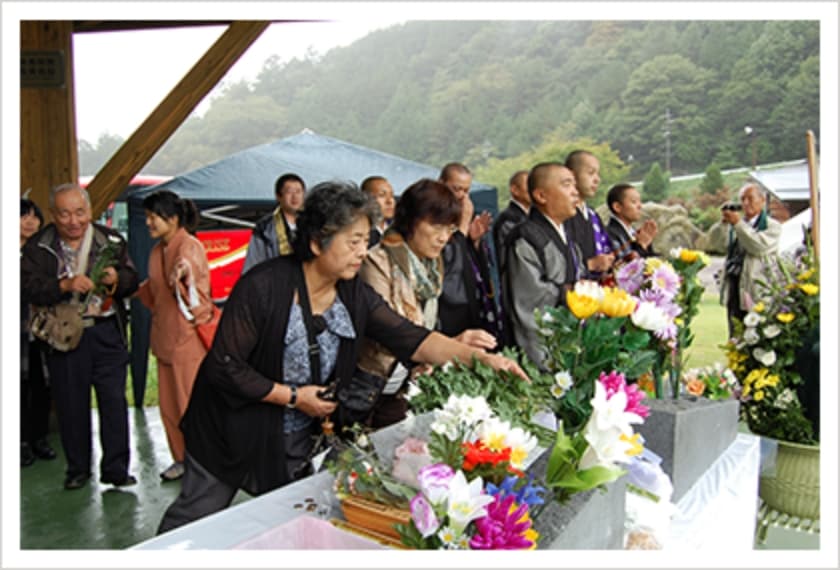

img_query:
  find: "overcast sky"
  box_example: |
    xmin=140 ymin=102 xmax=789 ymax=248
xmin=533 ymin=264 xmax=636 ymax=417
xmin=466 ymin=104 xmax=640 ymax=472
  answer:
xmin=72 ymin=20 xmax=405 ymax=142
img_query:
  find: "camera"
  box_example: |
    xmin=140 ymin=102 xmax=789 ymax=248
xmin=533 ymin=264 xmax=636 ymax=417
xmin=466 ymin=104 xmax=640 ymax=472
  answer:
xmin=317 ymin=380 xmax=338 ymax=402
xmin=721 ymin=202 xmax=742 ymax=212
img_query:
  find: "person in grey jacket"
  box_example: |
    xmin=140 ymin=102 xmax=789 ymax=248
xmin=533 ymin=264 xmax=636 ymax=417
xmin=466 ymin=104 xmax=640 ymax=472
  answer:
xmin=241 ymin=173 xmax=305 ymax=275
xmin=720 ymin=183 xmax=781 ymax=337
xmin=503 ymin=162 xmax=583 ymax=368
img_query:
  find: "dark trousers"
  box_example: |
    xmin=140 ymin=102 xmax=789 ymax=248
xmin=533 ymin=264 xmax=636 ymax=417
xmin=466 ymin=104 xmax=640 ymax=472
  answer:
xmin=725 ymin=275 xmax=747 ymax=339
xmin=21 ymin=338 xmax=52 ymax=444
xmin=46 ymin=318 xmax=130 ymax=481
xmin=158 ymin=429 xmax=315 ymax=535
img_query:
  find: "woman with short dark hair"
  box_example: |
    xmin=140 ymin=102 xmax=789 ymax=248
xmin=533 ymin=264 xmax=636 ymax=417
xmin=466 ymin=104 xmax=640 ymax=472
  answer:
xmin=20 ymin=198 xmax=56 ymax=467
xmin=136 ymin=190 xmax=213 ymax=482
xmin=157 ymin=181 xmax=527 ymax=534
xmin=358 ymin=179 xmax=498 ymax=427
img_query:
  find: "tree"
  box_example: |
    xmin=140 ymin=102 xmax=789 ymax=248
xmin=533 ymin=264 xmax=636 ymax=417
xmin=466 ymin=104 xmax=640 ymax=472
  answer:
xmin=78 ymin=132 xmax=125 ymax=176
xmin=642 ymin=162 xmax=668 ymax=203
xmin=699 ymin=164 xmax=724 ymax=195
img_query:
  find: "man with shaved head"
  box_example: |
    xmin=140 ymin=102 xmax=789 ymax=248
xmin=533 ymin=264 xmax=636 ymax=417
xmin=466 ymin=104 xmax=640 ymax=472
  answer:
xmin=503 ymin=162 xmax=583 ymax=367
xmin=720 ymin=183 xmax=781 ymax=337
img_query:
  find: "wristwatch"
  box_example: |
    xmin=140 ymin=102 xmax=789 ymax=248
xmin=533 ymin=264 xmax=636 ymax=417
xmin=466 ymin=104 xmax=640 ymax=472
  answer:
xmin=286 ymin=385 xmax=298 ymax=409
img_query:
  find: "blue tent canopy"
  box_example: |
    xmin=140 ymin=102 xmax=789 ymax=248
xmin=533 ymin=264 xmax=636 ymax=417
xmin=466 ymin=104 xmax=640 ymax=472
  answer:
xmin=125 ymin=130 xmax=498 ymax=405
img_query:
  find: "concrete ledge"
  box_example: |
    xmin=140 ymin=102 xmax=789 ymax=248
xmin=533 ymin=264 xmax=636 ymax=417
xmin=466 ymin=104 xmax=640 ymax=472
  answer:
xmin=636 ymin=397 xmax=739 ymax=501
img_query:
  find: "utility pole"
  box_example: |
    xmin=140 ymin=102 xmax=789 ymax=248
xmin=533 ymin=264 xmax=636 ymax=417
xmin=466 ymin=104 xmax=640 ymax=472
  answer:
xmin=663 ymin=107 xmax=673 ymax=173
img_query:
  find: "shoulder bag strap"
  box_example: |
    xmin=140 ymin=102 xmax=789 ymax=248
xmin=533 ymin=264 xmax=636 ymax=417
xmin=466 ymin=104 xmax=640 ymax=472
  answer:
xmin=294 ymin=263 xmax=321 ymax=386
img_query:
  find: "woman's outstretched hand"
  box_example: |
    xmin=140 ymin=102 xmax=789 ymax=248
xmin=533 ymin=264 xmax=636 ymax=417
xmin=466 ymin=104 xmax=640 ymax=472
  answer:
xmin=480 ymin=352 xmax=530 ymax=383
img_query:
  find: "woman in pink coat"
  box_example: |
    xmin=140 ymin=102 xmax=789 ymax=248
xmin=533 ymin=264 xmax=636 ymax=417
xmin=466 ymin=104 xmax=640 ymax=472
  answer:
xmin=137 ymin=190 xmax=213 ymax=481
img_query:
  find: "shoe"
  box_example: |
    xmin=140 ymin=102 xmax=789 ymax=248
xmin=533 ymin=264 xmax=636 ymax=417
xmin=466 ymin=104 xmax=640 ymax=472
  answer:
xmin=64 ymin=473 xmax=91 ymax=490
xmin=101 ymin=474 xmax=137 ymax=488
xmin=160 ymin=462 xmax=185 ymax=482
xmin=33 ymin=438 xmax=57 ymax=460
xmin=21 ymin=443 xmax=36 ymax=468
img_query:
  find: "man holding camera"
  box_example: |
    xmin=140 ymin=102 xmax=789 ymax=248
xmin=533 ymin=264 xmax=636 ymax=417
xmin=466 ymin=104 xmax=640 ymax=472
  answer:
xmin=720 ymin=183 xmax=781 ymax=337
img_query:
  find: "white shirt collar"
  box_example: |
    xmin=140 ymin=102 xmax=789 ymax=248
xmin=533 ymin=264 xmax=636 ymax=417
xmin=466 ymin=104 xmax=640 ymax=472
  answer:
xmin=511 ymin=199 xmax=529 ymax=214
xmin=544 ymin=214 xmax=568 ymax=245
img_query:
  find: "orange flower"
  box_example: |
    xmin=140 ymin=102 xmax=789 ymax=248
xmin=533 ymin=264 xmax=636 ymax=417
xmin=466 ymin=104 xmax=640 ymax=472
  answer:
xmin=686 ymin=378 xmax=706 ymax=396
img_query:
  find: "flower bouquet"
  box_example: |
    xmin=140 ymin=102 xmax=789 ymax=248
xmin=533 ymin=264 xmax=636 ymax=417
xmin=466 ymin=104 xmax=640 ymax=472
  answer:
xmin=543 ymin=371 xmax=649 ymax=503
xmin=395 ymin=394 xmax=545 ymax=549
xmin=681 ymin=364 xmax=739 ymax=401
xmin=612 ymin=256 xmax=686 ymax=398
xmin=724 ymin=246 xmax=820 ymax=445
xmin=536 ymin=280 xmax=660 ymax=433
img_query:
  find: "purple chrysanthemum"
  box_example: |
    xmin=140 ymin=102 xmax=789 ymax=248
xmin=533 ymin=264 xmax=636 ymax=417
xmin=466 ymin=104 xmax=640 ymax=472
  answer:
xmin=469 ymin=495 xmax=534 ymax=550
xmin=615 ymin=258 xmax=646 ymax=294
xmin=651 ymin=265 xmax=681 ymax=301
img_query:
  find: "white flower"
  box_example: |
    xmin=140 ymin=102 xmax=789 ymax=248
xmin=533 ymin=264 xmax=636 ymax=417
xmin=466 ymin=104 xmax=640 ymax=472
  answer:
xmin=589 ymin=381 xmax=643 ymax=436
xmin=573 ymin=280 xmax=605 ymax=302
xmin=743 ymin=327 xmax=760 ymax=346
xmin=541 ymin=311 xmax=555 ymax=323
xmin=762 ymin=324 xmax=781 ymax=339
xmin=752 ymin=347 xmax=777 ymax=367
xmin=503 ymin=427 xmax=538 ymax=470
xmin=743 ymin=312 xmax=762 ymax=328
xmin=443 ymin=471 xmax=494 ymax=534
xmin=551 ymin=370 xmax=573 ymax=398
xmin=442 ymin=362 xmax=454 ymax=373
xmin=669 ymin=247 xmax=683 ymax=259
xmin=356 ymin=433 xmax=370 ymax=449
xmin=630 ymin=301 xmax=671 ymax=333
xmin=580 ymin=425 xmax=635 ymax=469
xmin=431 ymin=394 xmax=493 ymax=441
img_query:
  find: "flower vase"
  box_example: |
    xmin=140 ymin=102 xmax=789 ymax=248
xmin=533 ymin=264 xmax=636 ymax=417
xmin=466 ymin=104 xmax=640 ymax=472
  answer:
xmin=758 ymin=439 xmax=819 ymax=520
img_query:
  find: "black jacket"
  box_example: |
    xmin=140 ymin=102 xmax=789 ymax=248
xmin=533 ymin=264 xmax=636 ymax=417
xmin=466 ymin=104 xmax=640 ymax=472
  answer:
xmin=21 ymin=223 xmax=138 ymax=345
xmin=606 ymin=216 xmax=656 ymax=259
xmin=181 ymin=255 xmax=430 ymax=495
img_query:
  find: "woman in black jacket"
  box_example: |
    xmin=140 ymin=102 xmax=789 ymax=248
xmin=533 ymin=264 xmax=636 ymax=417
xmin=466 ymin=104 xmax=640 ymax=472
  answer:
xmin=158 ymin=181 xmax=527 ymax=534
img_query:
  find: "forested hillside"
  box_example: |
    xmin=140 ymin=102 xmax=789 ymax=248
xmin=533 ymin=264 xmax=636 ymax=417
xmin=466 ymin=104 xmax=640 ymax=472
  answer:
xmin=80 ymin=20 xmax=819 ymax=191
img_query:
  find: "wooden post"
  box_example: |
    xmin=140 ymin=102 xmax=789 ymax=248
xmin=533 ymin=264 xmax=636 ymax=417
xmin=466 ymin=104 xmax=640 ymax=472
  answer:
xmin=20 ymin=21 xmax=78 ymax=220
xmin=86 ymin=21 xmax=269 ymax=218
xmin=805 ymin=130 xmax=819 ymax=259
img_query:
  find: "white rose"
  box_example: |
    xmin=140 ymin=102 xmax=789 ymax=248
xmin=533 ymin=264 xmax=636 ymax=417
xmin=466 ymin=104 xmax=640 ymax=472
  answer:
xmin=743 ymin=327 xmax=760 ymax=346
xmin=762 ymin=324 xmax=781 ymax=339
xmin=752 ymin=347 xmax=777 ymax=367
xmin=743 ymin=312 xmax=762 ymax=328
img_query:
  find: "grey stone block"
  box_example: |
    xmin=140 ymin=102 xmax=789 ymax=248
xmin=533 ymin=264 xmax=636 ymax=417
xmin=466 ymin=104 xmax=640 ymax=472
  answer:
xmin=527 ymin=452 xmax=627 ymax=550
xmin=636 ymin=397 xmax=739 ymax=501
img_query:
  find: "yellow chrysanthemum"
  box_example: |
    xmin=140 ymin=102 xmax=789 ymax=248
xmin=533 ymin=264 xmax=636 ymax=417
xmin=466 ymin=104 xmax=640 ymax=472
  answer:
xmin=754 ymin=390 xmax=765 ymax=401
xmin=798 ymin=269 xmax=815 ymax=281
xmin=776 ymin=312 xmax=795 ymax=323
xmin=752 ymin=302 xmax=765 ymax=313
xmin=600 ymin=287 xmax=637 ymax=318
xmin=798 ymin=283 xmax=819 ymax=296
xmin=566 ymin=291 xmax=600 ymax=320
xmin=766 ymin=374 xmax=780 ymax=388
xmin=644 ymin=257 xmax=672 ymax=276
xmin=679 ymin=249 xmax=699 ymax=263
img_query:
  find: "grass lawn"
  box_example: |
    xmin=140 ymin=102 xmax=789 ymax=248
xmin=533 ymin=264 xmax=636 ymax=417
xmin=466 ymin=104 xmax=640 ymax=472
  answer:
xmin=682 ymin=290 xmax=729 ymax=371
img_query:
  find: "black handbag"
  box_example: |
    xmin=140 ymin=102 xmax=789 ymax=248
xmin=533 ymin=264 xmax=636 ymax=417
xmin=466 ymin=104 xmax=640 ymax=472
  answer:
xmin=337 ymin=368 xmax=387 ymax=416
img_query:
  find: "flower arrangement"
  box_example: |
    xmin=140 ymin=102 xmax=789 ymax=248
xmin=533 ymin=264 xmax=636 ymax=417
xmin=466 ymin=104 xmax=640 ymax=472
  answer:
xmin=724 ymin=246 xmax=820 ymax=444
xmin=408 ymin=350 xmax=555 ymax=444
xmin=681 ymin=364 xmax=739 ymax=400
xmin=612 ymin=257 xmax=685 ymax=398
xmin=396 ymin=394 xmax=545 ymax=550
xmin=668 ymin=248 xmax=711 ymax=393
xmin=544 ymin=370 xmax=649 ymax=502
xmin=536 ymin=280 xmax=659 ymax=433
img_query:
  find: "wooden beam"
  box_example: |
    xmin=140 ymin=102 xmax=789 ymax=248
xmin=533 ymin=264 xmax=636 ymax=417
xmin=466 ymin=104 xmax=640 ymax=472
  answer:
xmin=805 ymin=130 xmax=819 ymax=259
xmin=20 ymin=21 xmax=78 ymax=221
xmin=86 ymin=21 xmax=269 ymax=218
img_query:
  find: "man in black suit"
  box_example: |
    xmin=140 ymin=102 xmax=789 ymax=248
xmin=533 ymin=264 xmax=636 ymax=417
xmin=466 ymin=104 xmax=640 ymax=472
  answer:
xmin=605 ymin=183 xmax=658 ymax=261
xmin=492 ymin=169 xmax=530 ymax=267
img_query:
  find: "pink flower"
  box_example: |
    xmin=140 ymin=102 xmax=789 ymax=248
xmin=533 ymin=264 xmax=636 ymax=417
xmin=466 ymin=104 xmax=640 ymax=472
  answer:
xmin=417 ymin=463 xmax=455 ymax=506
xmin=469 ymin=494 xmax=535 ymax=550
xmin=409 ymin=494 xmax=440 ymax=538
xmin=598 ymin=371 xmax=649 ymax=419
